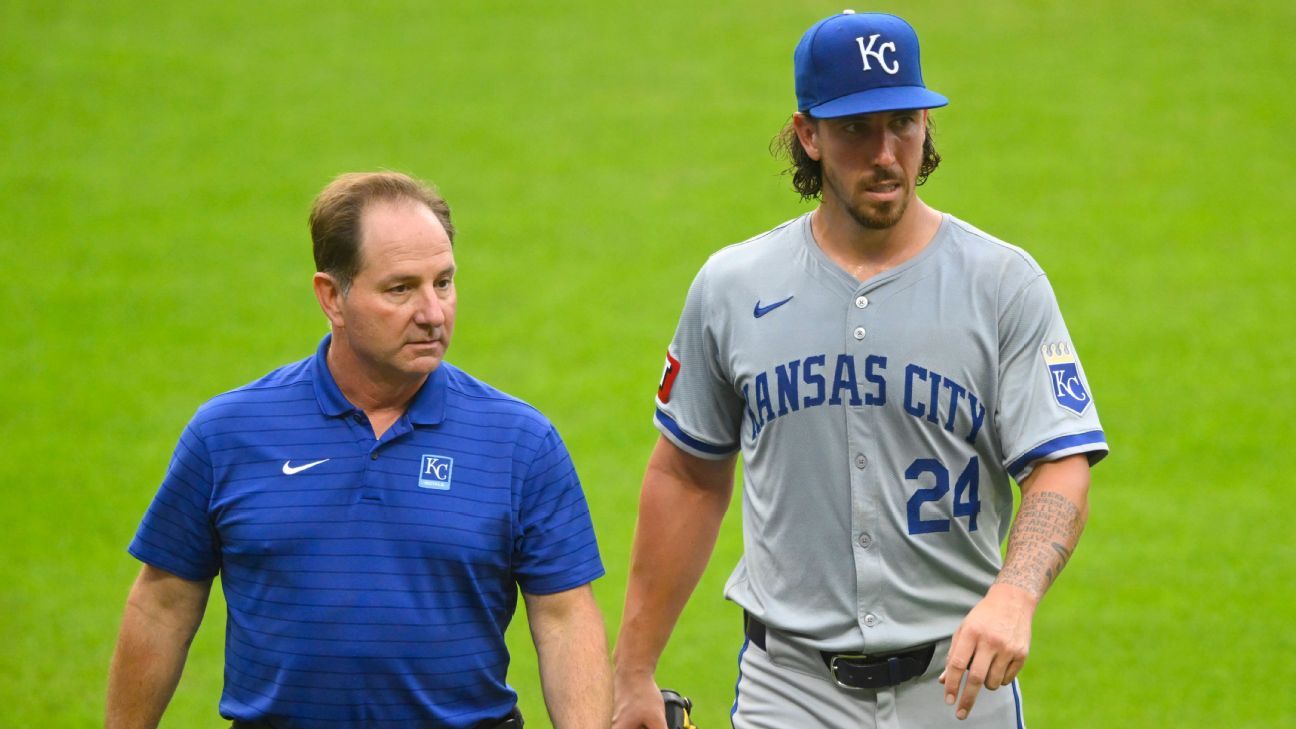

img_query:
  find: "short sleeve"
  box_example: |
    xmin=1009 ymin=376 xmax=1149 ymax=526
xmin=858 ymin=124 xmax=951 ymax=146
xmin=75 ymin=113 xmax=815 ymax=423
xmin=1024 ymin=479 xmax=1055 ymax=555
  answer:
xmin=127 ymin=420 xmax=222 ymax=581
xmin=997 ymin=275 xmax=1108 ymax=481
xmin=513 ymin=426 xmax=604 ymax=595
xmin=653 ymin=265 xmax=744 ymax=459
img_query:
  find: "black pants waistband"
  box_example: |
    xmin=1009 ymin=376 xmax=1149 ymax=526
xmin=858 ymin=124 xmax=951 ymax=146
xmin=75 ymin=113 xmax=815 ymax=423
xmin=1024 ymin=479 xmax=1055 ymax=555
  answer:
xmin=744 ymin=612 xmax=936 ymax=690
xmin=232 ymin=706 xmax=522 ymax=729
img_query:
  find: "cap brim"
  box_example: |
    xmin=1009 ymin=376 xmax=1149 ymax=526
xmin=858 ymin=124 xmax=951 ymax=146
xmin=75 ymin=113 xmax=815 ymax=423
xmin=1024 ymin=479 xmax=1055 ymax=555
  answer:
xmin=808 ymin=86 xmax=949 ymax=118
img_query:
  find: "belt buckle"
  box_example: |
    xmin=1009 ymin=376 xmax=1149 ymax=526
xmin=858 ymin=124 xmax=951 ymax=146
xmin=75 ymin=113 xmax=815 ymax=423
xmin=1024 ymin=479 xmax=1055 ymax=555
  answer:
xmin=828 ymin=653 xmax=872 ymax=691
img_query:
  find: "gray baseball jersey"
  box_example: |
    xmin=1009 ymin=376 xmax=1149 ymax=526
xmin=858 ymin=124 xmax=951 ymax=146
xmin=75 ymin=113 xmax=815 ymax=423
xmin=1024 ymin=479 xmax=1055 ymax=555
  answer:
xmin=654 ymin=212 xmax=1107 ymax=652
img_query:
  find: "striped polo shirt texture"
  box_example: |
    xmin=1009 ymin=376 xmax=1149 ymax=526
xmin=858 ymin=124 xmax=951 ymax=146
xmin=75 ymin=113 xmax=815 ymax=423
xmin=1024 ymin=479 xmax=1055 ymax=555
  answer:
xmin=129 ymin=335 xmax=604 ymax=727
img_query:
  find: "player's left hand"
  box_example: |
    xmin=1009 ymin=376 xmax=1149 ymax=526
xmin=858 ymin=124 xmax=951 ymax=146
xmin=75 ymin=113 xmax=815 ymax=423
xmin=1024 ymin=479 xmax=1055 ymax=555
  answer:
xmin=939 ymin=583 xmax=1037 ymax=720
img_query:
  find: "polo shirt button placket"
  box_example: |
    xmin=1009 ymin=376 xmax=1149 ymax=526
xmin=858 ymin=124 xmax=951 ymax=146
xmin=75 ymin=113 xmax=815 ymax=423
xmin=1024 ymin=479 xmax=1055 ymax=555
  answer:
xmin=350 ymin=411 xmax=382 ymax=501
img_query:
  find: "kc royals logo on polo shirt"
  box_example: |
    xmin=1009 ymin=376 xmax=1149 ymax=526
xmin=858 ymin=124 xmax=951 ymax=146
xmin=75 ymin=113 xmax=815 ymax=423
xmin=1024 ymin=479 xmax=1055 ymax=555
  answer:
xmin=418 ymin=454 xmax=454 ymax=490
xmin=1042 ymin=342 xmax=1090 ymax=415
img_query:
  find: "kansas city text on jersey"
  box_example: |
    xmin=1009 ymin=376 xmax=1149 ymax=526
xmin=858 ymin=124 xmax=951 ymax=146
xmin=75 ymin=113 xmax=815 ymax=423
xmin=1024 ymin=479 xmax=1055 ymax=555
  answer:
xmin=740 ymin=353 xmax=987 ymax=444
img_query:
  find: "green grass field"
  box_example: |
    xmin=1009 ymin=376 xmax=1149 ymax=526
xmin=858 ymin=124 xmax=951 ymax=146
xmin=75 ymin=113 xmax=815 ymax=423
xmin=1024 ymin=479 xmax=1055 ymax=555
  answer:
xmin=2 ymin=1 xmax=1293 ymax=726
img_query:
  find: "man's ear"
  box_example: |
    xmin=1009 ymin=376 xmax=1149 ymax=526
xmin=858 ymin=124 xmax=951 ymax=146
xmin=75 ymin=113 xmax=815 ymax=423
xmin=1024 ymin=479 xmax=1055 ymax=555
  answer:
xmin=792 ymin=112 xmax=823 ymax=162
xmin=313 ymin=272 xmax=346 ymax=329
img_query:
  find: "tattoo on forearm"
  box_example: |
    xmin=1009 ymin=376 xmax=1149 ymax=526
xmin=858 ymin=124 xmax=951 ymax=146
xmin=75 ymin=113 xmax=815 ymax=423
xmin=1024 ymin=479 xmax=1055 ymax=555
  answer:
xmin=996 ymin=491 xmax=1084 ymax=598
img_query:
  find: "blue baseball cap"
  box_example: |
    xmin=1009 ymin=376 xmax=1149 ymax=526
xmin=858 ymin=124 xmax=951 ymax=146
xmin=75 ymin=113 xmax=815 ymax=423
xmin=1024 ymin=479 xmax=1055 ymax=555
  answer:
xmin=794 ymin=11 xmax=948 ymax=118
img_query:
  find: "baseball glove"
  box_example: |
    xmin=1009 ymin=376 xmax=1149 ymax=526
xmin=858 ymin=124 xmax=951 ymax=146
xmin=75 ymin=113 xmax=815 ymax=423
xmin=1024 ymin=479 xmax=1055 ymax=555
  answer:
xmin=661 ymin=689 xmax=697 ymax=729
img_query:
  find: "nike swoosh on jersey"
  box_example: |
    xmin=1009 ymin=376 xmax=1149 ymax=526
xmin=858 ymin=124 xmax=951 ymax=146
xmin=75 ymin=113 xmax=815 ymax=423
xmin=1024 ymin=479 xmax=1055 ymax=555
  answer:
xmin=282 ymin=458 xmax=330 ymax=475
xmin=753 ymin=296 xmax=794 ymax=318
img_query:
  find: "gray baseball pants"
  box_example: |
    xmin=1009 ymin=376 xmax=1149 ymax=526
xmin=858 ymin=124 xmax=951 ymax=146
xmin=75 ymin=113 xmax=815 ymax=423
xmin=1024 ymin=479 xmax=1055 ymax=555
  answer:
xmin=731 ymin=627 xmax=1026 ymax=728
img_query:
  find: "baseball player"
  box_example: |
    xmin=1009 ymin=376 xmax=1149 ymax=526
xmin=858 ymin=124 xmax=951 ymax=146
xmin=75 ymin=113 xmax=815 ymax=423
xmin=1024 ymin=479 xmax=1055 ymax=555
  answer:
xmin=612 ymin=11 xmax=1106 ymax=729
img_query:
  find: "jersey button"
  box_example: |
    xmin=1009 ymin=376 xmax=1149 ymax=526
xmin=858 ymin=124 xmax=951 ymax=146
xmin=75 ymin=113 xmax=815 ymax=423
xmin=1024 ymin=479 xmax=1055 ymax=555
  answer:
xmin=855 ymin=295 xmax=869 ymax=309
xmin=370 ymin=452 xmax=379 ymax=460
xmin=858 ymin=532 xmax=873 ymax=549
xmin=854 ymin=453 xmax=868 ymax=469
xmin=863 ymin=613 xmax=879 ymax=628
xmin=352 ymin=412 xmax=365 ymax=423
xmin=852 ymin=327 xmax=866 ymax=340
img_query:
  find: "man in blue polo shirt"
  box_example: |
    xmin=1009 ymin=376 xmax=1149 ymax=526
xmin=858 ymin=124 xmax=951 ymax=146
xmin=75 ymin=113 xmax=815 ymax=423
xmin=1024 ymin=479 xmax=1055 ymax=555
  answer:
xmin=106 ymin=171 xmax=610 ymax=728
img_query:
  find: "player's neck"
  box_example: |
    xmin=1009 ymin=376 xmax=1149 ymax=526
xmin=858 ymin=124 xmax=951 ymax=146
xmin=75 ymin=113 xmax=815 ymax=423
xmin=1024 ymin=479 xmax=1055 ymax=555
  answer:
xmin=325 ymin=336 xmax=426 ymax=438
xmin=811 ymin=197 xmax=943 ymax=282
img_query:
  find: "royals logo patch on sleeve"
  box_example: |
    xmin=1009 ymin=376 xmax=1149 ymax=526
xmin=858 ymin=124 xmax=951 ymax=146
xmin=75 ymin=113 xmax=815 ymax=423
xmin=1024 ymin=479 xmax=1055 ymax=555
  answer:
xmin=1042 ymin=342 xmax=1091 ymax=414
xmin=658 ymin=351 xmax=681 ymax=403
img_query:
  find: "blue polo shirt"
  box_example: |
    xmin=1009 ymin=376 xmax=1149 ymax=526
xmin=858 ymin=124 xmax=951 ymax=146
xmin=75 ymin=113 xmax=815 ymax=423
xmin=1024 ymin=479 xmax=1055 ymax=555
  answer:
xmin=129 ymin=335 xmax=604 ymax=728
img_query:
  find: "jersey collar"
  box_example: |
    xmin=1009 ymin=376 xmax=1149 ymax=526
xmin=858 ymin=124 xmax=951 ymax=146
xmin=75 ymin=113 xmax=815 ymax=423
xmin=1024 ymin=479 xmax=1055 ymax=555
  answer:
xmin=310 ymin=334 xmax=448 ymax=425
xmin=800 ymin=212 xmax=952 ymax=293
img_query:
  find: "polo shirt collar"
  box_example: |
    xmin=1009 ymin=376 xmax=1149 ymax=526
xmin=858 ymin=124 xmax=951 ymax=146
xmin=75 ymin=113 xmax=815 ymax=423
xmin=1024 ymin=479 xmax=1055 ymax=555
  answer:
xmin=310 ymin=334 xmax=448 ymax=425
xmin=406 ymin=362 xmax=449 ymax=425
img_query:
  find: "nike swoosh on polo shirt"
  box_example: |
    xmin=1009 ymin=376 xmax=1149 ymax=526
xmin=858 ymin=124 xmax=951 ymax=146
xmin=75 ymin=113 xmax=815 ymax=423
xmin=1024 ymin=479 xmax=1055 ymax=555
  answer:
xmin=282 ymin=459 xmax=330 ymax=475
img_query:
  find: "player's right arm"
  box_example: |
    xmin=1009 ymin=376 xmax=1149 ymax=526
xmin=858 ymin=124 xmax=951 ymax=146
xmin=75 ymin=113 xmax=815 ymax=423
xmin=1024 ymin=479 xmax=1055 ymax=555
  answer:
xmin=612 ymin=436 xmax=736 ymax=729
xmin=105 ymin=564 xmax=212 ymax=729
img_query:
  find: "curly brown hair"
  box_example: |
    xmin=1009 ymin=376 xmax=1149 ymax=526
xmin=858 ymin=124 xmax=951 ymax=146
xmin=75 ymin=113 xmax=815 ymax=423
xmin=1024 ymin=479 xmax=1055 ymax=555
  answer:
xmin=772 ymin=114 xmax=942 ymax=200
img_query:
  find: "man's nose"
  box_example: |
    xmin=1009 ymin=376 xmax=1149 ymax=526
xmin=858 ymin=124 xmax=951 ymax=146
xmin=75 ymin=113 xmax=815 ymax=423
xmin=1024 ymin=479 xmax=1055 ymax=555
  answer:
xmin=870 ymin=129 xmax=898 ymax=167
xmin=412 ymin=287 xmax=446 ymax=327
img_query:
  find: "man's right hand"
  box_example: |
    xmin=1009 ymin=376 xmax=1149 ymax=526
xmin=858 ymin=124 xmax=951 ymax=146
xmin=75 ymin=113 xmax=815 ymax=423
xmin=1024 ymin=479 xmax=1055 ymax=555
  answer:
xmin=611 ymin=670 xmax=667 ymax=729
xmin=613 ymin=439 xmax=735 ymax=729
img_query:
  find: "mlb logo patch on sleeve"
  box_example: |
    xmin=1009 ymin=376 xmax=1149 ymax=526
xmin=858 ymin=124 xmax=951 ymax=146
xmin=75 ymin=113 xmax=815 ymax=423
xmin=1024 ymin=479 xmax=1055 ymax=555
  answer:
xmin=418 ymin=454 xmax=454 ymax=490
xmin=658 ymin=351 xmax=681 ymax=403
xmin=1042 ymin=342 xmax=1091 ymax=415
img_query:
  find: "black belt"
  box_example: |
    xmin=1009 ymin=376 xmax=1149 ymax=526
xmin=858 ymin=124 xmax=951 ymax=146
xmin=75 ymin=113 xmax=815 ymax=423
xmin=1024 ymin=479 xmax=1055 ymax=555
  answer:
xmin=744 ymin=613 xmax=935 ymax=690
xmin=231 ymin=706 xmax=522 ymax=729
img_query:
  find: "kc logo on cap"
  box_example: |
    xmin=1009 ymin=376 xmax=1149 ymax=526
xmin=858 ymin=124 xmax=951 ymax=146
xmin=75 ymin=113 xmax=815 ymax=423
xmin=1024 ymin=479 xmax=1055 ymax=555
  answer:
xmin=856 ymin=33 xmax=899 ymax=74
xmin=794 ymin=10 xmax=948 ymax=118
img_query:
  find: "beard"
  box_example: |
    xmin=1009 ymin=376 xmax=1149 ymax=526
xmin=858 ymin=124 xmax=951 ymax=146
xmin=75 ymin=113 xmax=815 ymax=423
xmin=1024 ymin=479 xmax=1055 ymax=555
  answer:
xmin=823 ymin=164 xmax=911 ymax=230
